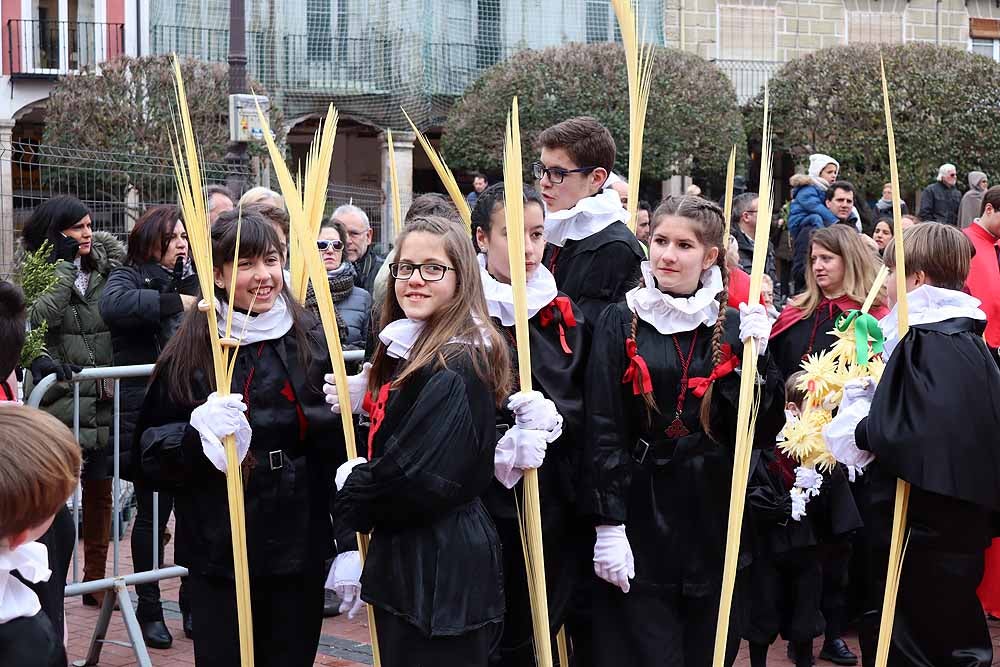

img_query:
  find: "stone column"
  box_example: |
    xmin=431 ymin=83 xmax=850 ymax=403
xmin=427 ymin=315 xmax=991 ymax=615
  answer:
xmin=0 ymin=119 xmax=15 ymax=276
xmin=378 ymin=129 xmax=415 ymax=247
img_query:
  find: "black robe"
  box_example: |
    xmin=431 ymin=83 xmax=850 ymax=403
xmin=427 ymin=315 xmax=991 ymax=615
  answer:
xmin=0 ymin=612 xmax=66 ymax=667
xmin=484 ymin=294 xmax=590 ymax=664
xmin=769 ymin=300 xmax=848 ymax=381
xmin=335 ymin=346 xmax=505 ymax=639
xmin=542 ymin=222 xmax=644 ymax=326
xmin=855 ymin=317 xmax=1000 ymax=667
xmin=134 ymin=320 xmax=350 ymax=578
xmin=583 ymin=302 xmax=786 ymax=596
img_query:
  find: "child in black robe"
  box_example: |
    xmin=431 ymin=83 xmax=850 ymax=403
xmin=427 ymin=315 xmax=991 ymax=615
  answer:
xmin=472 ymin=183 xmax=590 ymax=665
xmin=0 ymin=405 xmax=80 ymax=667
xmin=332 ymin=216 xmax=512 ymax=666
xmin=536 ymin=117 xmax=644 ymax=325
xmin=826 ymin=222 xmax=1000 ymax=667
xmin=583 ymin=196 xmax=785 ymax=666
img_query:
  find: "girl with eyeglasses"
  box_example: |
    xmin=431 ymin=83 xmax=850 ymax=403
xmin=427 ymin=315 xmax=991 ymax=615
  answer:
xmin=304 ymin=219 xmax=372 ymax=350
xmin=326 ymin=216 xmax=511 ymax=666
xmin=583 ymin=195 xmax=785 ymax=666
xmin=470 ymin=182 xmax=589 ymax=666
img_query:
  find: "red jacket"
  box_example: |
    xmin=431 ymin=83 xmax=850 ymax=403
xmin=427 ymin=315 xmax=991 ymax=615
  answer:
xmin=727 ymin=266 xmax=765 ymax=308
xmin=963 ymin=223 xmax=1000 ymax=348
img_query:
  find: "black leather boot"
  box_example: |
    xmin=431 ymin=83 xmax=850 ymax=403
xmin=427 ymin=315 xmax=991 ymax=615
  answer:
xmin=140 ymin=620 xmax=173 ymax=649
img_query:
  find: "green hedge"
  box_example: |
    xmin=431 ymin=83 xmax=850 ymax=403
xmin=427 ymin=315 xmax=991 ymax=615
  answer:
xmin=442 ymin=42 xmax=745 ymax=188
xmin=745 ymin=43 xmax=1000 ymax=198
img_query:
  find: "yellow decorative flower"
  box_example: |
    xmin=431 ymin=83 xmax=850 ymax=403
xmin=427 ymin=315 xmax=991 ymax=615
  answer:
xmin=797 ymin=351 xmax=839 ymax=401
xmin=778 ymin=408 xmax=830 ymax=463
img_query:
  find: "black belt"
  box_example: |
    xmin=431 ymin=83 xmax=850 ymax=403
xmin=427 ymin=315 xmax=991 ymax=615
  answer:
xmin=257 ymin=449 xmax=306 ymax=472
xmin=632 ymin=438 xmax=676 ymax=466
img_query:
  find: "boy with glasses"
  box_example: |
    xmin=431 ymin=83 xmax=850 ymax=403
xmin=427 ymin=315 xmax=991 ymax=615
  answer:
xmin=536 ymin=117 xmax=644 ymax=324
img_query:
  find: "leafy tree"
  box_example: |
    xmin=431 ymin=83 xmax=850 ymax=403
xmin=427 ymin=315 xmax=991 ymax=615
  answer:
xmin=42 ymin=55 xmax=285 ymax=201
xmin=744 ymin=43 xmax=1000 ymax=199
xmin=442 ymin=43 xmax=745 ymax=190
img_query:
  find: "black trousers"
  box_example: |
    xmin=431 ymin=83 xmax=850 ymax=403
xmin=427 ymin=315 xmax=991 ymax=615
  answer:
xmin=820 ymin=539 xmax=852 ymax=641
xmin=743 ymin=546 xmax=824 ymax=644
xmin=185 ymin=566 xmax=324 ymax=667
xmin=591 ymin=579 xmax=742 ymax=667
xmin=374 ymin=606 xmax=502 ymax=667
xmin=131 ymin=483 xmax=187 ymax=622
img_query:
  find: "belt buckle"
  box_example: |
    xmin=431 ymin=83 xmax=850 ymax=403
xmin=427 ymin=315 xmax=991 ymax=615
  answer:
xmin=269 ymin=450 xmax=283 ymax=471
xmin=632 ymin=438 xmax=651 ymax=465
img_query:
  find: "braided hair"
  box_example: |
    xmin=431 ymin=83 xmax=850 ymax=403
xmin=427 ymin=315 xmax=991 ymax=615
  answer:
xmin=631 ymin=195 xmax=729 ymax=437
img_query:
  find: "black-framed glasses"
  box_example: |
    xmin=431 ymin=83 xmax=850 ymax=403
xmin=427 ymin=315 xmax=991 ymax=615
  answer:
xmin=317 ymin=239 xmax=344 ymax=252
xmin=531 ymin=161 xmax=598 ymax=185
xmin=390 ymin=262 xmax=455 ymax=282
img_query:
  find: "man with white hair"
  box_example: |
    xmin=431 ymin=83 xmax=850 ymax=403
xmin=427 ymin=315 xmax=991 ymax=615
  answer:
xmin=332 ymin=204 xmax=385 ymax=294
xmin=917 ymin=163 xmax=962 ymax=226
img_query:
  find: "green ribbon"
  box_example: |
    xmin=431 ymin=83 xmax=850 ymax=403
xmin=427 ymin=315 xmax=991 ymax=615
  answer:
xmin=835 ymin=310 xmax=885 ymax=366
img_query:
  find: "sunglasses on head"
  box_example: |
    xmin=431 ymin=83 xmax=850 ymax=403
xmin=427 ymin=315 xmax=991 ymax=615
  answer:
xmin=317 ymin=239 xmax=344 ymax=252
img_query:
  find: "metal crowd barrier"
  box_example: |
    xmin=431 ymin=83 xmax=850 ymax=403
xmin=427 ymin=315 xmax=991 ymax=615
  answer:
xmin=27 ymin=352 xmax=365 ymax=666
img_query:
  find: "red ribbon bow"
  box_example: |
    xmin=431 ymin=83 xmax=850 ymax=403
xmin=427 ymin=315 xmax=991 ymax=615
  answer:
xmin=688 ymin=343 xmax=740 ymax=398
xmin=622 ymin=338 xmax=654 ymax=396
xmin=539 ymin=296 xmax=577 ymax=354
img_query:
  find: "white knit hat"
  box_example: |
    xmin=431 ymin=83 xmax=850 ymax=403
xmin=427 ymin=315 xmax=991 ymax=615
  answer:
xmin=808 ymin=154 xmax=840 ymax=179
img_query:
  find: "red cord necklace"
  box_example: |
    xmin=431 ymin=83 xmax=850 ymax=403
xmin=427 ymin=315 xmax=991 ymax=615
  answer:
xmin=666 ymin=331 xmax=699 ymax=438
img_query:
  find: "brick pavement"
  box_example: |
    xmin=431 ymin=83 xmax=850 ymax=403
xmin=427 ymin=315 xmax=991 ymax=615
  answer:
xmin=64 ymin=517 xmax=1000 ymax=666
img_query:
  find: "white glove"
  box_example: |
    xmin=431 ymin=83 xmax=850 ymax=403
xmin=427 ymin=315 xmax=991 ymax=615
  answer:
xmin=189 ymin=393 xmax=251 ymax=473
xmin=335 ymin=457 xmax=367 ymax=491
xmin=507 ymin=391 xmax=563 ymax=442
xmin=493 ymin=426 xmax=549 ymax=489
xmin=739 ymin=302 xmax=771 ymax=355
xmin=824 ymin=377 xmax=877 ymax=481
xmin=324 ymin=550 xmax=366 ymax=619
xmin=323 ymin=363 xmax=372 ymax=415
xmin=593 ymin=525 xmax=635 ymax=594
xmin=790 ymin=488 xmax=808 ymax=521
xmin=794 ymin=466 xmax=823 ymax=498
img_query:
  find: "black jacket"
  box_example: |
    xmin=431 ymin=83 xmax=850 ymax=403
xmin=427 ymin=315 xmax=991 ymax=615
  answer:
xmin=0 ymin=613 xmax=66 ymax=667
xmin=543 ymin=222 xmax=644 ymax=326
xmin=583 ymin=303 xmax=785 ymax=596
xmin=99 ymin=261 xmax=199 ymax=463
xmin=917 ymin=181 xmax=961 ymax=227
xmin=335 ymin=346 xmax=504 ymax=637
xmin=134 ymin=319 xmax=352 ymax=578
xmin=485 ymin=294 xmax=589 ymax=634
xmin=733 ymin=226 xmax=777 ymax=282
xmin=353 ymin=247 xmax=386 ymax=296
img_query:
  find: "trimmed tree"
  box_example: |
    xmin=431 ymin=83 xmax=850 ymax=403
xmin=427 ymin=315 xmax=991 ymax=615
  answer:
xmin=442 ymin=42 xmax=745 ymax=191
xmin=744 ymin=43 xmax=1000 ymax=198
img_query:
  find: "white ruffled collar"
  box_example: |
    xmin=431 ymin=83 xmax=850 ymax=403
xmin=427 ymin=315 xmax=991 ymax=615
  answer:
xmin=478 ymin=254 xmax=558 ymax=327
xmin=0 ymin=542 xmax=50 ymax=623
xmin=625 ymin=262 xmax=722 ymax=335
xmin=215 ymin=293 xmax=295 ymax=345
xmin=379 ymin=315 xmax=493 ymax=360
xmin=543 ymin=189 xmax=629 ymax=247
xmin=880 ymin=284 xmax=986 ymax=360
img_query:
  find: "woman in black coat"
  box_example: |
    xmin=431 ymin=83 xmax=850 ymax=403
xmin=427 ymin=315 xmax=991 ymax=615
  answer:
xmin=98 ymin=205 xmax=199 ymax=647
xmin=134 ymin=211 xmax=353 ymax=666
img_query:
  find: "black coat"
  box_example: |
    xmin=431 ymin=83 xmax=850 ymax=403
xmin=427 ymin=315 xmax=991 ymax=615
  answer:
xmin=335 ymin=346 xmax=504 ymax=637
xmin=734 ymin=226 xmax=777 ymax=283
xmin=99 ymin=261 xmax=199 ymax=464
xmin=770 ymin=301 xmax=848 ymax=381
xmin=917 ymin=181 xmax=961 ymax=227
xmin=542 ymin=222 xmax=644 ymax=326
xmin=134 ymin=319 xmax=351 ymax=578
xmin=583 ymin=302 xmax=786 ymax=596
xmin=485 ymin=294 xmax=589 ymax=639
xmin=353 ymin=247 xmax=386 ymax=296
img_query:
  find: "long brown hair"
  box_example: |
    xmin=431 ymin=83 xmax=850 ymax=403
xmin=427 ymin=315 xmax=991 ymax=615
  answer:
xmin=153 ymin=210 xmax=317 ymax=405
xmin=633 ymin=195 xmax=729 ymax=437
xmin=792 ymin=225 xmax=884 ymax=318
xmin=368 ymin=216 xmax=511 ymax=405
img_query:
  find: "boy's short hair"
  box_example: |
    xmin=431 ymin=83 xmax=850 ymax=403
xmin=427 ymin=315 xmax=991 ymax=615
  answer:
xmin=825 ymin=180 xmax=855 ymax=202
xmin=406 ymin=193 xmax=460 ymax=224
xmin=785 ymin=370 xmax=807 ymax=409
xmin=537 ymin=116 xmax=616 ymax=177
xmin=883 ymin=222 xmax=974 ymax=291
xmin=0 ymin=406 xmax=80 ymax=540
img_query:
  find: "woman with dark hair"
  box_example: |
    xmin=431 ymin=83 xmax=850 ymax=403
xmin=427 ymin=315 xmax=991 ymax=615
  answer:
xmin=134 ymin=209 xmax=353 ymax=666
xmin=22 ymin=194 xmax=125 ymax=608
xmin=304 ymin=219 xmax=371 ymax=349
xmin=0 ymin=281 xmax=26 ymax=400
xmin=98 ymin=204 xmax=198 ymax=647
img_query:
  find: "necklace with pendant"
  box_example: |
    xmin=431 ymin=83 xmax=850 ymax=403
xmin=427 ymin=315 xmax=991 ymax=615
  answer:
xmin=665 ymin=331 xmax=699 ymax=439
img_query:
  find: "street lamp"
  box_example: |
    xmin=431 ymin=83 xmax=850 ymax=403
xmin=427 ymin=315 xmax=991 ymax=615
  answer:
xmin=225 ymin=0 xmax=248 ymax=196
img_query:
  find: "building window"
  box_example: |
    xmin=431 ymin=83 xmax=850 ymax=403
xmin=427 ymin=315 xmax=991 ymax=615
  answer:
xmin=970 ymin=18 xmax=1000 ymax=60
xmin=971 ymin=37 xmax=999 ymax=60
xmin=847 ymin=11 xmax=904 ymax=44
xmin=586 ymin=0 xmax=615 ymax=43
xmin=717 ymin=5 xmax=776 ymax=62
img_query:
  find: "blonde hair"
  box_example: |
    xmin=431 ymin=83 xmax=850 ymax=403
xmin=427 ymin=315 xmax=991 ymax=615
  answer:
xmin=0 ymin=406 xmax=80 ymax=540
xmin=792 ymin=225 xmax=884 ymax=318
xmin=883 ymin=222 xmax=973 ymax=291
xmin=239 ymin=187 xmax=284 ymax=209
xmin=369 ymin=216 xmax=511 ymax=405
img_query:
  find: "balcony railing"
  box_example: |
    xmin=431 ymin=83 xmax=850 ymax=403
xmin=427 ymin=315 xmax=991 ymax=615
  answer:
xmin=7 ymin=19 xmax=125 ymax=77
xmin=713 ymin=59 xmax=784 ymax=105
